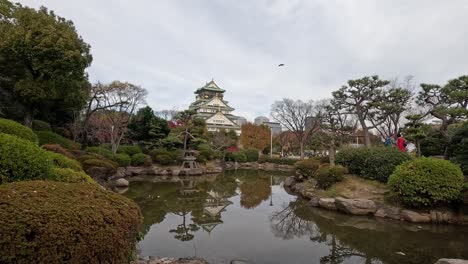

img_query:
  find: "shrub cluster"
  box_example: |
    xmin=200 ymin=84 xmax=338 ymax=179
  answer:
xmin=48 ymin=168 xmax=95 ymax=184
xmin=79 ymin=155 xmax=118 ymax=180
xmin=36 ymin=130 xmax=80 ymax=150
xmin=450 ymin=122 xmax=468 ymax=175
xmin=336 ymin=147 xmax=410 ymax=182
xmin=197 ymin=144 xmax=215 ymax=163
xmin=315 ymin=164 xmax=348 ymax=189
xmin=86 ymin=146 xmax=114 ymax=159
xmin=0 ymin=118 xmax=38 ymax=143
xmin=0 ymin=181 xmax=142 ymax=263
xmin=388 ymin=157 xmax=464 ymax=208
xmin=131 ymin=153 xmax=152 ymax=166
xmin=258 ymin=156 xmax=298 ymax=165
xmin=42 ymin=144 xmax=74 ymax=158
xmin=32 ymin=120 xmax=52 ymax=131
xmin=295 ymin=159 xmax=321 ymax=178
xmin=225 ymin=151 xmax=247 ymax=163
xmin=47 ymin=152 xmax=83 ymax=172
xmin=113 ymin=153 xmax=131 ymax=167
xmin=117 ymin=145 xmax=142 ymax=156
xmin=243 ymin=149 xmax=260 ymax=162
xmin=150 ymin=148 xmax=182 ymax=165
xmin=0 ymin=133 xmax=52 ymax=183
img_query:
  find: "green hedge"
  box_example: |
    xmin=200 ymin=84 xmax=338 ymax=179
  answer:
xmin=258 ymin=156 xmax=298 ymax=165
xmin=243 ymin=149 xmax=259 ymax=162
xmin=315 ymin=164 xmax=347 ymax=189
xmin=112 ymin=153 xmax=131 ymax=167
xmin=0 ymin=133 xmax=51 ymax=183
xmin=48 ymin=168 xmax=95 ymax=184
xmin=295 ymin=159 xmax=321 ymax=178
xmin=117 ymin=145 xmax=142 ymax=156
xmin=336 ymin=147 xmax=410 ymax=182
xmin=197 ymin=143 xmax=215 ymax=162
xmin=0 ymin=118 xmax=38 ymax=143
xmin=47 ymin=152 xmax=83 ymax=172
xmin=87 ymin=146 xmax=114 ymax=159
xmin=42 ymin=144 xmax=74 ymax=158
xmin=388 ymin=157 xmax=464 ymax=208
xmin=36 ymin=131 xmax=80 ymax=150
xmin=32 ymin=120 xmax=52 ymax=131
xmin=150 ymin=148 xmax=182 ymax=165
xmin=131 ymin=153 xmax=151 ymax=166
xmin=0 ymin=181 xmax=142 ymax=263
xmin=451 ymin=122 xmax=468 ymax=175
xmin=225 ymin=152 xmax=247 ymax=163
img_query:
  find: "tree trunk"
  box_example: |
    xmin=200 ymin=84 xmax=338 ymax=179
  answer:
xmin=359 ymin=118 xmax=371 ymax=147
xmin=24 ymin=109 xmax=33 ymax=128
xmin=299 ymin=142 xmax=304 ymax=159
xmin=329 ymin=143 xmax=336 ymax=166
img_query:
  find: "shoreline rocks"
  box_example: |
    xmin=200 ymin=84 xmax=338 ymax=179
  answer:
xmin=133 ymin=257 xmax=209 ymax=264
xmin=285 ymin=176 xmax=468 ymax=225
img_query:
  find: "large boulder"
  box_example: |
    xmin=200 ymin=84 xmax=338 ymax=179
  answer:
xmin=319 ymin=198 xmax=337 ymax=210
xmin=306 ymin=196 xmax=320 ymax=207
xmin=283 ymin=176 xmax=296 ymax=188
xmin=435 ymin=259 xmax=468 ymax=264
xmin=335 ymin=197 xmax=377 ymax=215
xmin=374 ymin=204 xmax=401 ymax=220
xmin=401 ymin=209 xmax=431 ymax=223
xmin=115 ymin=178 xmax=129 ymax=187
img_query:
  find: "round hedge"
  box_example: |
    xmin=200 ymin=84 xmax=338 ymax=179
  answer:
xmin=0 ymin=133 xmax=52 ymax=183
xmin=295 ymin=159 xmax=321 ymax=178
xmin=131 ymin=153 xmax=151 ymax=166
xmin=0 ymin=118 xmax=38 ymax=143
xmin=112 ymin=153 xmax=131 ymax=167
xmin=336 ymin=147 xmax=410 ymax=182
xmin=117 ymin=145 xmax=142 ymax=156
xmin=48 ymin=168 xmax=95 ymax=184
xmin=32 ymin=120 xmax=52 ymax=131
xmin=35 ymin=131 xmax=80 ymax=150
xmin=388 ymin=157 xmax=464 ymax=208
xmin=315 ymin=164 xmax=348 ymax=189
xmin=0 ymin=181 xmax=142 ymax=263
xmin=47 ymin=152 xmax=83 ymax=172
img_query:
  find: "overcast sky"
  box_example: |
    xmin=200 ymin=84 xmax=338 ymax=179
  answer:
xmin=17 ymin=0 xmax=468 ymax=121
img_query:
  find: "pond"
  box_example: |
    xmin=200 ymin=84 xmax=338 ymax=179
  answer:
xmin=124 ymin=170 xmax=468 ymax=264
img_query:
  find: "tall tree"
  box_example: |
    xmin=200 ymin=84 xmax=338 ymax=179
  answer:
xmin=0 ymin=1 xmax=92 ymax=126
xmin=332 ymin=76 xmax=390 ymax=146
xmin=271 ymin=99 xmax=318 ymax=158
xmin=316 ymin=100 xmax=355 ymax=166
xmin=127 ymin=106 xmax=170 ymax=142
xmin=240 ymin=123 xmax=270 ymax=152
xmin=417 ymin=75 xmax=468 ymax=157
xmin=403 ymin=114 xmax=428 ymax=157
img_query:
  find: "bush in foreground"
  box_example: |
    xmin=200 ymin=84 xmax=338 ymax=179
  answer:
xmin=388 ymin=157 xmax=464 ymax=208
xmin=336 ymin=147 xmax=410 ymax=182
xmin=0 ymin=181 xmax=142 ymax=263
xmin=36 ymin=130 xmax=80 ymax=150
xmin=0 ymin=133 xmax=51 ymax=183
xmin=0 ymin=118 xmax=38 ymax=143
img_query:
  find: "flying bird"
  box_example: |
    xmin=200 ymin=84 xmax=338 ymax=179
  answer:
xmin=278 ymin=63 xmax=284 ymax=67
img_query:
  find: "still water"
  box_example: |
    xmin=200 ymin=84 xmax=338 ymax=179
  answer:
xmin=124 ymin=170 xmax=468 ymax=264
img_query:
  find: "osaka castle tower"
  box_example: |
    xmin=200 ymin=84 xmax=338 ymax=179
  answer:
xmin=189 ymin=79 xmax=241 ymax=135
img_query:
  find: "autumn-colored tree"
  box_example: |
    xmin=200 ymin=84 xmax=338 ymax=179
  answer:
xmin=240 ymin=123 xmax=270 ymax=152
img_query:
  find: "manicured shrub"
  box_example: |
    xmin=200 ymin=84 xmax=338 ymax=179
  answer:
xmin=295 ymin=159 xmax=321 ymax=178
xmin=258 ymin=156 xmax=298 ymax=165
xmin=0 ymin=133 xmax=51 ymax=183
xmin=336 ymin=147 xmax=410 ymax=182
xmin=118 ymin=145 xmax=143 ymax=156
xmin=87 ymin=146 xmax=114 ymax=159
xmin=225 ymin=152 xmax=247 ymax=163
xmin=243 ymin=149 xmax=260 ymax=162
xmin=82 ymin=158 xmax=118 ymax=172
xmin=388 ymin=157 xmax=464 ymax=208
xmin=197 ymin=143 xmax=215 ymax=161
xmin=315 ymin=164 xmax=348 ymax=189
xmin=47 ymin=152 xmax=83 ymax=172
xmin=112 ymin=153 xmax=131 ymax=167
xmin=32 ymin=120 xmax=52 ymax=131
xmin=42 ymin=144 xmax=74 ymax=158
xmin=150 ymin=148 xmax=181 ymax=165
xmin=77 ymin=153 xmax=104 ymax=163
xmin=48 ymin=168 xmax=95 ymax=184
xmin=0 ymin=181 xmax=142 ymax=263
xmin=35 ymin=131 xmax=80 ymax=150
xmin=0 ymin=118 xmax=38 ymax=143
xmin=131 ymin=153 xmax=152 ymax=166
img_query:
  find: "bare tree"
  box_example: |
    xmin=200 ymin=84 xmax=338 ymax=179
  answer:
xmin=155 ymin=109 xmax=179 ymax=120
xmin=271 ymin=98 xmax=318 ymax=158
xmin=102 ymin=81 xmax=147 ymax=154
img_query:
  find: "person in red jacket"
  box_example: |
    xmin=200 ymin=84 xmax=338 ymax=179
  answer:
xmin=397 ymin=133 xmax=406 ymax=152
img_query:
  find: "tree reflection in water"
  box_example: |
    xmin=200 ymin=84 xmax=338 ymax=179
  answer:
xmin=239 ymin=177 xmax=271 ymax=209
xmin=270 ymin=199 xmax=378 ymax=264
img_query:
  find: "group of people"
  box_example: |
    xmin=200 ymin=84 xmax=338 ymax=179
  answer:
xmin=384 ymin=133 xmax=407 ymax=152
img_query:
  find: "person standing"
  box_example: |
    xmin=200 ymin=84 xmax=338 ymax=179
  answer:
xmin=397 ymin=133 xmax=406 ymax=152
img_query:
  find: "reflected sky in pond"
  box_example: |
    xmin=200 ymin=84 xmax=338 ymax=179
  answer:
xmin=124 ymin=170 xmax=468 ymax=264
